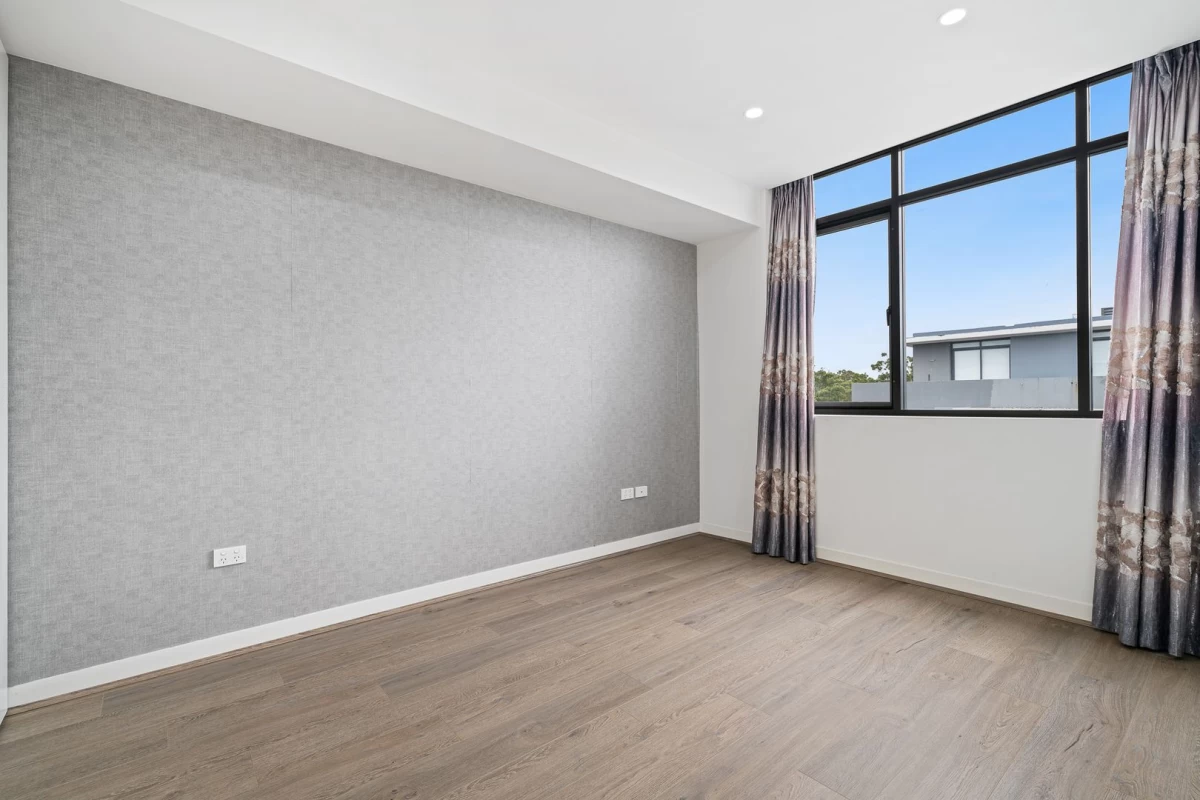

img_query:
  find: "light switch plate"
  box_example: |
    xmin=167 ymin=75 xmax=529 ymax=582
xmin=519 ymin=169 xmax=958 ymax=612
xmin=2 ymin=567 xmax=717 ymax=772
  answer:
xmin=620 ymin=488 xmax=635 ymax=501
xmin=213 ymin=545 xmax=247 ymax=568
xmin=635 ymin=486 xmax=648 ymax=498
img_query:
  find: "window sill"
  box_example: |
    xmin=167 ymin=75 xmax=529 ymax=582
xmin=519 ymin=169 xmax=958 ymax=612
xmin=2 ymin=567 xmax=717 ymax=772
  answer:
xmin=815 ymin=406 xmax=1103 ymax=419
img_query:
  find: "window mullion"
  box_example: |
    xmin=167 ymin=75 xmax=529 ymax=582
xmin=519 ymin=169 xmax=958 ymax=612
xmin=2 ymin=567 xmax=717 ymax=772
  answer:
xmin=1074 ymin=82 xmax=1093 ymax=414
xmin=888 ymin=149 xmax=905 ymax=412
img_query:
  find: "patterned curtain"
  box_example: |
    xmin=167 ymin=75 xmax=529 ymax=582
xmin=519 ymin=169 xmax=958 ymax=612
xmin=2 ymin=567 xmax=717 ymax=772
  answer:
xmin=752 ymin=178 xmax=817 ymax=564
xmin=1093 ymin=42 xmax=1200 ymax=656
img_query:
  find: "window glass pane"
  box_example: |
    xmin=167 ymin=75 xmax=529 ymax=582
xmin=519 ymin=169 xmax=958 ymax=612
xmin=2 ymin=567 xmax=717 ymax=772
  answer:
xmin=981 ymin=346 xmax=1010 ymax=379
xmin=1089 ymin=73 xmax=1132 ymax=140
xmin=905 ymin=163 xmax=1077 ymax=410
xmin=814 ymin=156 xmax=890 ymax=218
xmin=954 ymin=349 xmax=980 ymax=380
xmin=814 ymin=219 xmax=890 ymax=404
xmin=1091 ymin=148 xmax=1124 ymax=408
xmin=903 ymin=94 xmax=1074 ymax=192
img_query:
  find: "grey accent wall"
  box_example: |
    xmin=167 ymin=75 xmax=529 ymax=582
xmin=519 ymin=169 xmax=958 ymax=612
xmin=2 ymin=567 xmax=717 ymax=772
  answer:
xmin=8 ymin=58 xmax=699 ymax=685
xmin=0 ymin=47 xmax=9 ymax=722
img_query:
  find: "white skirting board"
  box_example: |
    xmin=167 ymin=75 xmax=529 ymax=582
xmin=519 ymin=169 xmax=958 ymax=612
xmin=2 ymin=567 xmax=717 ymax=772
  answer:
xmin=698 ymin=525 xmax=1092 ymax=622
xmin=699 ymin=524 xmax=752 ymax=543
xmin=9 ymin=522 xmax=702 ymax=708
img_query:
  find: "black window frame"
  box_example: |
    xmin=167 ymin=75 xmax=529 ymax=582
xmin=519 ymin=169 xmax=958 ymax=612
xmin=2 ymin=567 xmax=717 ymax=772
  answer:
xmin=812 ymin=65 xmax=1131 ymax=418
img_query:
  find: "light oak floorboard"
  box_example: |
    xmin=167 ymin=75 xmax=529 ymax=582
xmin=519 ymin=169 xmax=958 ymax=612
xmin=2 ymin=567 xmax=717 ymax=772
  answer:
xmin=990 ymin=672 xmax=1143 ymax=799
xmin=0 ymin=535 xmax=1187 ymax=799
xmin=1103 ymin=658 xmax=1200 ymax=800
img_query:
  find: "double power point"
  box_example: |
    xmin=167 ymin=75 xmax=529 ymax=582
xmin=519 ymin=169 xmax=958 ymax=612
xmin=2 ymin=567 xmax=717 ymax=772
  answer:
xmin=620 ymin=486 xmax=649 ymax=501
xmin=212 ymin=545 xmax=247 ymax=568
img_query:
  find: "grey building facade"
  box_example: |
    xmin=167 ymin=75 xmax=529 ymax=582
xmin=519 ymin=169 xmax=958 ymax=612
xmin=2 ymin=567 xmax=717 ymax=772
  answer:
xmin=852 ymin=312 xmax=1112 ymax=409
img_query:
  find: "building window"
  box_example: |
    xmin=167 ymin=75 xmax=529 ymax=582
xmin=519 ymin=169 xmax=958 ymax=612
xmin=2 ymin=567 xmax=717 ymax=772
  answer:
xmin=951 ymin=340 xmax=1010 ymax=381
xmin=1092 ymin=336 xmax=1111 ymax=378
xmin=811 ymin=64 xmax=1130 ymax=418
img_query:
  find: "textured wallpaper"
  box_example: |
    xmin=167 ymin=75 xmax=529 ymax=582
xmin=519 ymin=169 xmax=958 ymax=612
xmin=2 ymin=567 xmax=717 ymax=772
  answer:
xmin=7 ymin=58 xmax=699 ymax=684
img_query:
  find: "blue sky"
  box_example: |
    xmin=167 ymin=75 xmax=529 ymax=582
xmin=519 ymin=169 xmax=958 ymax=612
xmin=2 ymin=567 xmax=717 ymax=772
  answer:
xmin=812 ymin=73 xmax=1129 ymax=374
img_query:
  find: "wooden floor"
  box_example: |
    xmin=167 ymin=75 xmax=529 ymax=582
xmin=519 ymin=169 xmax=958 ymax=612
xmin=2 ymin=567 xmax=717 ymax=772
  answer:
xmin=1 ymin=535 xmax=1197 ymax=800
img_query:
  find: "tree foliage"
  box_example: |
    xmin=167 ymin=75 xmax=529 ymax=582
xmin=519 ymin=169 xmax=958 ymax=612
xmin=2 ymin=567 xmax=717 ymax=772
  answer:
xmin=814 ymin=352 xmax=913 ymax=402
xmin=813 ymin=367 xmax=875 ymax=402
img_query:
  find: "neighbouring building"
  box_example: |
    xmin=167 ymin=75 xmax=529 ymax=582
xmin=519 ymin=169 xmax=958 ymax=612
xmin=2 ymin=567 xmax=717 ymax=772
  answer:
xmin=852 ymin=310 xmax=1112 ymax=409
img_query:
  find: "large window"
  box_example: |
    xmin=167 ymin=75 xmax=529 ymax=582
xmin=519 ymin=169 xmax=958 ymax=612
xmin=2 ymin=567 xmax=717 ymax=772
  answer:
xmin=814 ymin=156 xmax=890 ymax=219
xmin=813 ymin=66 xmax=1130 ymax=417
xmin=902 ymin=95 xmax=1075 ymax=192
xmin=813 ymin=220 xmax=890 ymax=405
xmin=904 ymin=164 xmax=1077 ymax=410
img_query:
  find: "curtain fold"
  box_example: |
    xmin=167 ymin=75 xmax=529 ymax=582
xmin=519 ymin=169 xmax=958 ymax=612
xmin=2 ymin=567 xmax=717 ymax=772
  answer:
xmin=752 ymin=178 xmax=817 ymax=564
xmin=1093 ymin=41 xmax=1200 ymax=656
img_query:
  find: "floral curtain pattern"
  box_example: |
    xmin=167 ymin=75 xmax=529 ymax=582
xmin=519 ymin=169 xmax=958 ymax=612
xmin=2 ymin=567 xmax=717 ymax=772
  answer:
xmin=1093 ymin=42 xmax=1200 ymax=656
xmin=752 ymin=178 xmax=817 ymax=564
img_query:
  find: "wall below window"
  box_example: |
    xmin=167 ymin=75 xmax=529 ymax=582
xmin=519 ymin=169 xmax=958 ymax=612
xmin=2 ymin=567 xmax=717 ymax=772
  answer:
xmin=8 ymin=58 xmax=700 ymax=687
xmin=813 ymin=415 xmax=1100 ymax=619
xmin=698 ymin=225 xmax=1101 ymax=621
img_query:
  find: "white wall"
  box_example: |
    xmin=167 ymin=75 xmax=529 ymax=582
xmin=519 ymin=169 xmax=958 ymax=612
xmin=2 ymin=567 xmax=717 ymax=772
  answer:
xmin=698 ymin=226 xmax=1102 ymax=621
xmin=698 ymin=215 xmax=768 ymax=534
xmin=814 ymin=416 xmax=1100 ymax=619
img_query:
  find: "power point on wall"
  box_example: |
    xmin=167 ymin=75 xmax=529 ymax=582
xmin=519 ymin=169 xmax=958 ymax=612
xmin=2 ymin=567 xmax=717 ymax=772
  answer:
xmin=620 ymin=488 xmax=635 ymax=501
xmin=635 ymin=486 xmax=648 ymax=498
xmin=213 ymin=545 xmax=247 ymax=568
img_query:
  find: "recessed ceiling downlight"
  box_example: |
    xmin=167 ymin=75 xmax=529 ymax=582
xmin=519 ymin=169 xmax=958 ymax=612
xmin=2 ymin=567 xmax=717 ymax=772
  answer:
xmin=939 ymin=8 xmax=967 ymax=26
xmin=744 ymin=107 xmax=764 ymax=120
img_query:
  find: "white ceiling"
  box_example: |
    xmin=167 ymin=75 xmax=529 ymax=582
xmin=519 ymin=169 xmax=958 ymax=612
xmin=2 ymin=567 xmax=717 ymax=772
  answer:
xmin=3 ymin=0 xmax=1199 ymax=242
